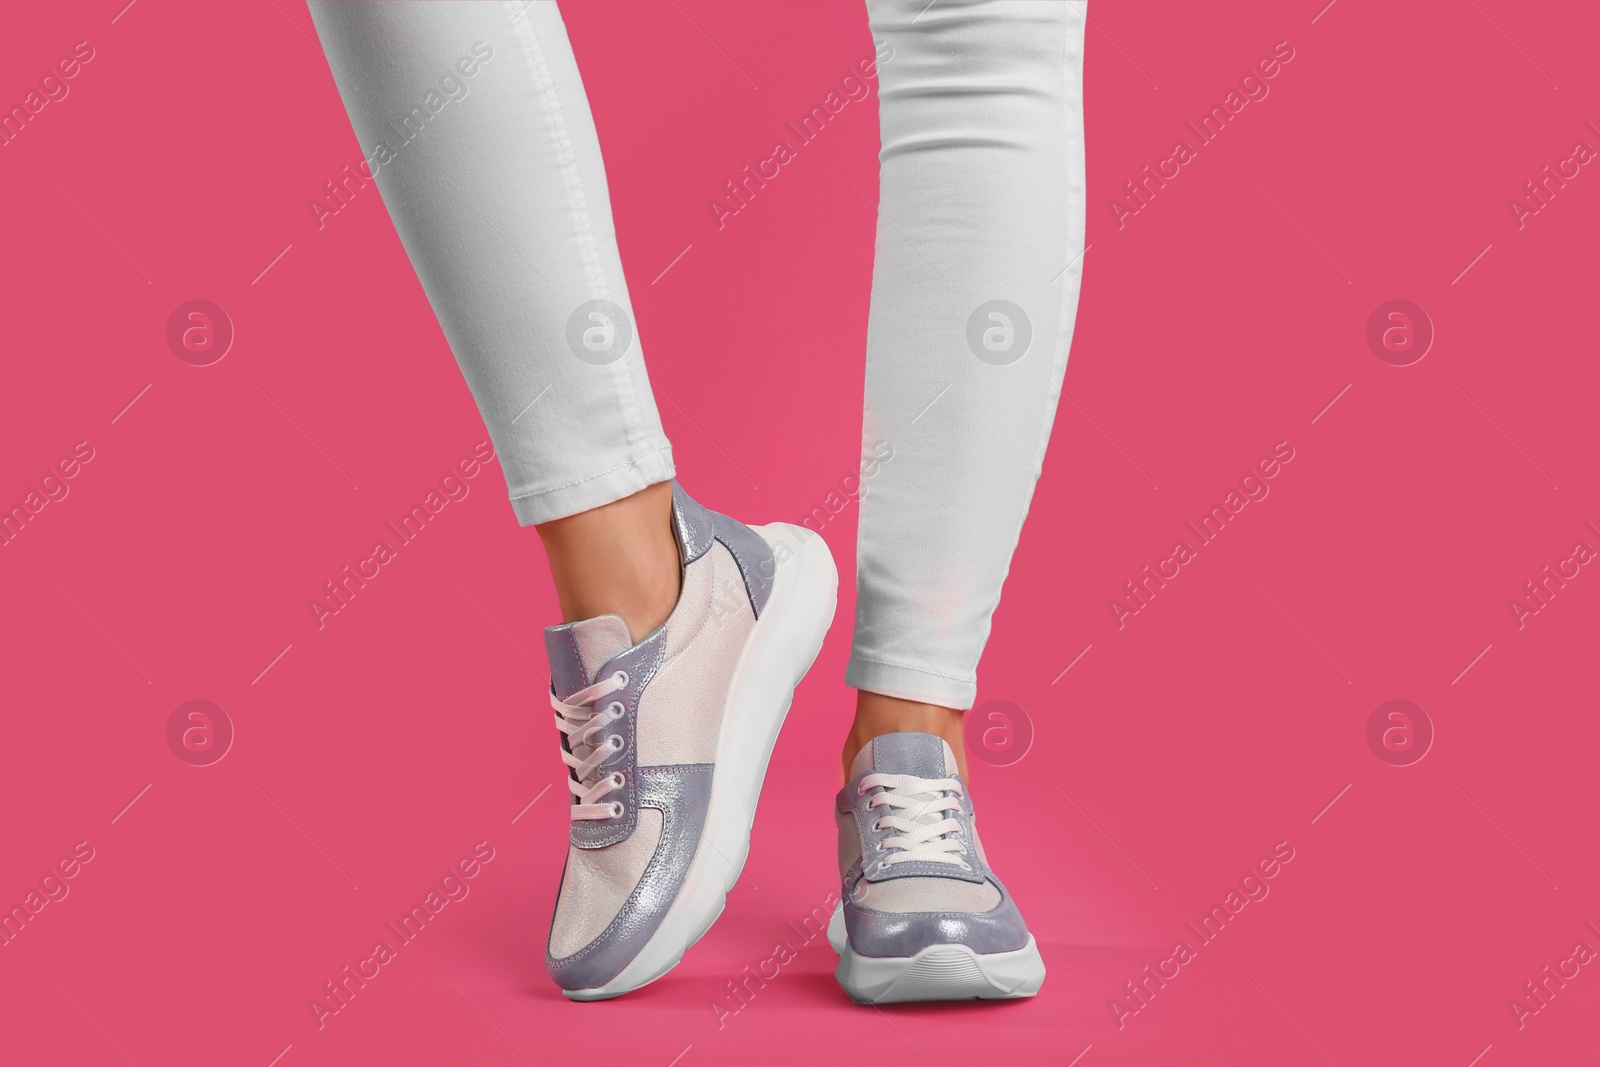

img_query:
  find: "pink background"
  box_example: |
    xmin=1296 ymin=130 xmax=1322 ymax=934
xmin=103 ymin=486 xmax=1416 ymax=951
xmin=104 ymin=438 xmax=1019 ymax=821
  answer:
xmin=3 ymin=1 xmax=1598 ymax=1064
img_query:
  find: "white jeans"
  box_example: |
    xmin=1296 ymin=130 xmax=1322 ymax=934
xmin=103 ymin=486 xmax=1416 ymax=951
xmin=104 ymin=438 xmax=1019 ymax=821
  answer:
xmin=310 ymin=1 xmax=1085 ymax=709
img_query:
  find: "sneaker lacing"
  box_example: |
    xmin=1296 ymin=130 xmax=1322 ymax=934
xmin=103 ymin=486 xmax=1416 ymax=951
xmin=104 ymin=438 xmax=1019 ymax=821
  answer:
xmin=858 ymin=772 xmax=970 ymax=869
xmin=552 ymin=671 xmax=630 ymax=821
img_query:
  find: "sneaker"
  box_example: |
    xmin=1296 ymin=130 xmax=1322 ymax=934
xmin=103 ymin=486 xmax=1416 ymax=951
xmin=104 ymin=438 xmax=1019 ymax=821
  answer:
xmin=544 ymin=482 xmax=837 ymax=1000
xmin=828 ymin=732 xmax=1045 ymax=1004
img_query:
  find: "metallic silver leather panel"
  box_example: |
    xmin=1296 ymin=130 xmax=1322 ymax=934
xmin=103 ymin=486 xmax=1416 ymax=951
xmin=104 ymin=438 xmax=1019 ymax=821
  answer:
xmin=546 ymin=763 xmax=715 ymax=990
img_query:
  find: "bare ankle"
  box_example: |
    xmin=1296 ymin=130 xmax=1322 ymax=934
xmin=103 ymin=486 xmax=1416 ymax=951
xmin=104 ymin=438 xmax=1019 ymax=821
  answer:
xmin=535 ymin=481 xmax=680 ymax=643
xmin=842 ymin=691 xmax=967 ymax=780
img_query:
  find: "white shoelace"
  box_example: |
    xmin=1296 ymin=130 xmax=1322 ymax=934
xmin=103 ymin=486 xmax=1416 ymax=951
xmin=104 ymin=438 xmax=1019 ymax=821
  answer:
xmin=551 ymin=671 xmax=629 ymax=821
xmin=859 ymin=772 xmax=971 ymax=869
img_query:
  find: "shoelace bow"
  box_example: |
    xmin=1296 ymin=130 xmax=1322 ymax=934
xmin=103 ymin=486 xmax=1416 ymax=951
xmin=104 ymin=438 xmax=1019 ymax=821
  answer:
xmin=859 ymin=772 xmax=971 ymax=869
xmin=551 ymin=671 xmax=629 ymax=821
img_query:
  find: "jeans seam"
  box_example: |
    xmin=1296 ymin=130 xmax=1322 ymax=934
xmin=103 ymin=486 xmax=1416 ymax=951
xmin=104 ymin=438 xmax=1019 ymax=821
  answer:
xmin=506 ymin=444 xmax=673 ymax=502
xmin=957 ymin=3 xmax=1086 ymax=681
xmin=509 ymin=3 xmax=653 ymax=455
xmin=848 ymin=654 xmax=973 ymax=686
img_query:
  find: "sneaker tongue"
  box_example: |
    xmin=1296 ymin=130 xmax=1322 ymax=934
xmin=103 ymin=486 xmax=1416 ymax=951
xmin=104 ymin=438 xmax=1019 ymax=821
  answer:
xmin=852 ymin=731 xmax=959 ymax=780
xmin=544 ymin=615 xmax=633 ymax=701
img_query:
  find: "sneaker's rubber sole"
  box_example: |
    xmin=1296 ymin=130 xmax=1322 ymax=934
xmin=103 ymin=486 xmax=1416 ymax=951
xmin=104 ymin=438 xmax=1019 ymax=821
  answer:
xmin=826 ymin=901 xmax=1047 ymax=1004
xmin=562 ymin=523 xmax=838 ymax=1000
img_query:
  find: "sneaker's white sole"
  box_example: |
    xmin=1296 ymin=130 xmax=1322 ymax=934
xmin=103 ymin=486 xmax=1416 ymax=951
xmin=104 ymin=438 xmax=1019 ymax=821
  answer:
xmin=563 ymin=523 xmax=837 ymax=1000
xmin=826 ymin=901 xmax=1047 ymax=1004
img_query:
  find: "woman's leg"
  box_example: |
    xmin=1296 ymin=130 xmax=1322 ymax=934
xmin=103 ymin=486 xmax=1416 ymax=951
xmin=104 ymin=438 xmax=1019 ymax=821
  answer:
xmin=832 ymin=8 xmax=1084 ymax=1002
xmin=308 ymin=0 xmax=678 ymax=640
xmin=310 ymin=2 xmax=839 ymax=1000
xmin=845 ymin=0 xmax=1087 ymax=773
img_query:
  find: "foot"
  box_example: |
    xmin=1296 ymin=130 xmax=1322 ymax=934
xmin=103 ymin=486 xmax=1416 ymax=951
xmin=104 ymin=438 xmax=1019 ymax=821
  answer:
xmin=829 ymin=732 xmax=1045 ymax=1004
xmin=543 ymin=482 xmax=838 ymax=1000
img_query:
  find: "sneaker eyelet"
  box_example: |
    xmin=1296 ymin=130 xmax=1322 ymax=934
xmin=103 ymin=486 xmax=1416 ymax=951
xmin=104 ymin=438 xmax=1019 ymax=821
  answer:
xmin=610 ymin=801 xmax=625 ymax=818
xmin=613 ymin=671 xmax=629 ymax=687
xmin=611 ymin=772 xmax=625 ymax=789
xmin=609 ymin=735 xmax=626 ymax=753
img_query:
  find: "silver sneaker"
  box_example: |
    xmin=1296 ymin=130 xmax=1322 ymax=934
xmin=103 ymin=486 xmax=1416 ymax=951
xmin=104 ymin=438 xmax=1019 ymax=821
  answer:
xmin=544 ymin=483 xmax=837 ymax=999
xmin=830 ymin=732 xmax=1045 ymax=1003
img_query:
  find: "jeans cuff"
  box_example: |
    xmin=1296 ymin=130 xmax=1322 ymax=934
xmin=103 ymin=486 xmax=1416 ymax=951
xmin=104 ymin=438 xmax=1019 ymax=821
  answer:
xmin=845 ymin=655 xmax=976 ymax=711
xmin=507 ymin=447 xmax=675 ymax=526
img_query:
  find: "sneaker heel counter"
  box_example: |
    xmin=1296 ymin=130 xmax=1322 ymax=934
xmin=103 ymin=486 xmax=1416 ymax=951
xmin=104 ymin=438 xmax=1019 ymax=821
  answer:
xmin=668 ymin=481 xmax=778 ymax=617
